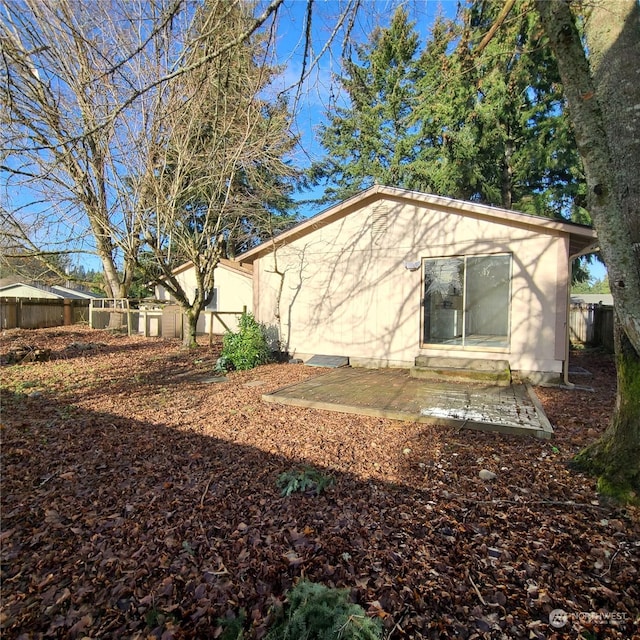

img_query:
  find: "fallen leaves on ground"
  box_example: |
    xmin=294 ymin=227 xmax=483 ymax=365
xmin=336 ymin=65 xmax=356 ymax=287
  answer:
xmin=1 ymin=327 xmax=638 ymax=639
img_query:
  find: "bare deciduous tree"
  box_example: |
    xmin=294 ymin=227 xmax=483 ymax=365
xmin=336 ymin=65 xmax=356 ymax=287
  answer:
xmin=0 ymin=0 xmax=287 ymax=299
xmin=0 ymin=0 xmax=162 ymax=297
xmin=137 ymin=0 xmax=297 ymax=347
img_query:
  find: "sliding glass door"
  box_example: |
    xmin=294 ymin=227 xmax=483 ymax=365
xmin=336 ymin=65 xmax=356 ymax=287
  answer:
xmin=422 ymin=254 xmax=511 ymax=348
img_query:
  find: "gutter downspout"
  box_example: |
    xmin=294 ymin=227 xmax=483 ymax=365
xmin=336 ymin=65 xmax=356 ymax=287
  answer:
xmin=564 ymin=243 xmax=600 ymax=386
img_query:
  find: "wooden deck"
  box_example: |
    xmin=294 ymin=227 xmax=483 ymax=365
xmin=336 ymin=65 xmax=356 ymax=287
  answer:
xmin=263 ymin=367 xmax=554 ymax=439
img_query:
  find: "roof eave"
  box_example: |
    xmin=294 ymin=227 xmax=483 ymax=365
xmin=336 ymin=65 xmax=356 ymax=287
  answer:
xmin=237 ymin=185 xmax=598 ymax=263
xmin=168 ymin=257 xmax=252 ymax=278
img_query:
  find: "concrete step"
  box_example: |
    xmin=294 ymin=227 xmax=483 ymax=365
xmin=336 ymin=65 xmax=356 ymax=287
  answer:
xmin=411 ymin=357 xmax=511 ymax=386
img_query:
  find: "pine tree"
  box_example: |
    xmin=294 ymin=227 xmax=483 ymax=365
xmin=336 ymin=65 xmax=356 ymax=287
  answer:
xmin=310 ymin=8 xmax=423 ymax=202
xmin=409 ymin=14 xmax=480 ymax=200
xmin=311 ymin=0 xmax=585 ymax=225
xmin=413 ymin=0 xmax=584 ymax=218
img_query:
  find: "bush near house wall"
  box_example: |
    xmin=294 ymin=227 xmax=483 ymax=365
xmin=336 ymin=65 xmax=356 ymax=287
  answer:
xmin=219 ymin=312 xmax=271 ymax=371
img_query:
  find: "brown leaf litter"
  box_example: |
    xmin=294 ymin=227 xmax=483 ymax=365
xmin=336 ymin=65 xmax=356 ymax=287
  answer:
xmin=1 ymin=327 xmax=638 ymax=639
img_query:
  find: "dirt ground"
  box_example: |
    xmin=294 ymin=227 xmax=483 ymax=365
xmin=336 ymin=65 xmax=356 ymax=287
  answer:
xmin=1 ymin=326 xmax=638 ymax=639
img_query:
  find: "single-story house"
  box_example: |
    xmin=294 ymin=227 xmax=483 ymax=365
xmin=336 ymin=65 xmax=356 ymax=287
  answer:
xmin=0 ymin=282 xmax=101 ymax=300
xmin=155 ymin=258 xmax=253 ymax=334
xmin=236 ymin=185 xmax=598 ymax=383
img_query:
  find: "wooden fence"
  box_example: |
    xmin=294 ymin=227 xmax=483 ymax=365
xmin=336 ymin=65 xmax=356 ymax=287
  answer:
xmin=88 ymin=299 xmax=136 ymax=332
xmin=90 ymin=300 xmax=246 ymax=342
xmin=1 ymin=297 xmax=90 ymax=330
xmin=1 ymin=297 xmax=246 ymax=339
xmin=142 ymin=304 xmax=247 ymax=344
xmin=569 ymin=303 xmax=614 ymax=351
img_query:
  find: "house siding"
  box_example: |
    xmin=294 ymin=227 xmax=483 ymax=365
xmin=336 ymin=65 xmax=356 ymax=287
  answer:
xmin=554 ymin=235 xmax=571 ymax=362
xmin=156 ymin=263 xmax=252 ymax=334
xmin=253 ymin=196 xmax=569 ymax=378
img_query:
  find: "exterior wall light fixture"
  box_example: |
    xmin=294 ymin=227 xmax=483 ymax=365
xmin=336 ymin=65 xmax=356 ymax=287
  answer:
xmin=403 ymin=261 xmax=421 ymax=272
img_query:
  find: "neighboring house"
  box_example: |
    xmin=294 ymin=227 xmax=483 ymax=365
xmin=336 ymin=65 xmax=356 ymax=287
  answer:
xmin=155 ymin=258 xmax=253 ymax=334
xmin=0 ymin=281 xmax=101 ymax=329
xmin=570 ymin=293 xmax=613 ymax=306
xmin=0 ymin=282 xmax=101 ymax=300
xmin=237 ymin=185 xmax=598 ymax=383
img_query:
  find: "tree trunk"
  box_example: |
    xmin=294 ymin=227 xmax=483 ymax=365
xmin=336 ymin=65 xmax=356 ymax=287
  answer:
xmin=574 ymin=320 xmax=640 ymax=500
xmin=501 ymin=138 xmax=513 ymax=210
xmin=100 ymin=252 xmax=126 ymax=330
xmin=98 ymin=251 xmax=122 ymax=300
xmin=183 ymin=309 xmax=199 ymax=349
xmin=536 ymin=0 xmax=640 ymax=500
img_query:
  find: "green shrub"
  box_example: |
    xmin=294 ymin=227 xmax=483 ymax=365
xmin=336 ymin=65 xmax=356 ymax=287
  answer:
xmin=277 ymin=467 xmax=335 ymax=497
xmin=220 ymin=312 xmax=270 ymax=371
xmin=266 ymin=581 xmax=382 ymax=640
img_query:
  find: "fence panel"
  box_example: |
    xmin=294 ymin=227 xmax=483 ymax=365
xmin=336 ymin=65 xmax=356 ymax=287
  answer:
xmin=594 ymin=305 xmax=614 ymax=351
xmin=161 ymin=305 xmax=183 ymax=339
xmin=89 ymin=299 xmax=137 ymax=332
xmin=1 ymin=297 xmax=90 ymax=329
xmin=3 ymin=297 xmax=244 ymax=337
xmin=569 ymin=303 xmax=613 ymax=351
xmin=569 ymin=303 xmax=594 ymax=344
xmin=1 ymin=298 xmax=18 ymax=329
xmin=73 ymin=304 xmax=90 ymax=324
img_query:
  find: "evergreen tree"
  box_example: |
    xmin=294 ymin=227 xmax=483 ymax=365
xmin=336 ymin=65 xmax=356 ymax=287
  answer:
xmin=412 ymin=0 xmax=585 ymax=218
xmin=309 ymin=8 xmax=423 ymax=202
xmin=311 ymin=0 xmax=585 ymax=225
xmin=409 ymin=14 xmax=480 ymax=199
xmin=0 ymin=250 xmax=72 ymax=285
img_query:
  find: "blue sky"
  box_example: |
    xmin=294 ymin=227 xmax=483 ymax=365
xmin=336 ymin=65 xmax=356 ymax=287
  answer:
xmin=274 ymin=1 xmax=460 ymax=193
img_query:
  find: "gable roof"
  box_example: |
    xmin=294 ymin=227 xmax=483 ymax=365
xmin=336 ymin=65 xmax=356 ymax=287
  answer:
xmin=50 ymin=285 xmax=102 ymax=299
xmin=169 ymin=257 xmax=252 ymax=278
xmin=571 ymin=293 xmax=613 ymax=306
xmin=236 ymin=185 xmax=598 ymax=264
xmin=0 ymin=283 xmax=63 ymax=299
xmin=0 ymin=282 xmax=102 ymax=299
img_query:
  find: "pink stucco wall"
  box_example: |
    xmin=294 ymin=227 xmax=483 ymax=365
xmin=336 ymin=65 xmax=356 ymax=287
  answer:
xmin=250 ymin=193 xmax=582 ymax=379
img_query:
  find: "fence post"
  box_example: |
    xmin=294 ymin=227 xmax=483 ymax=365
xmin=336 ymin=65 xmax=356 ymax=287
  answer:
xmin=126 ymin=300 xmax=132 ymax=336
xmin=63 ymin=299 xmax=73 ymax=325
